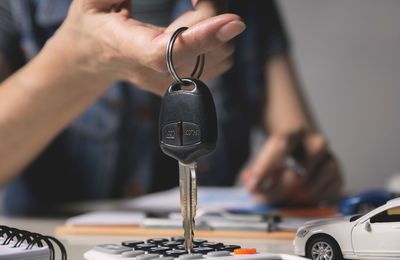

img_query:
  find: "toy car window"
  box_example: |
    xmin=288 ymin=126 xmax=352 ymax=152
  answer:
xmin=350 ymin=214 xmax=362 ymax=222
xmin=370 ymin=206 xmax=400 ymax=223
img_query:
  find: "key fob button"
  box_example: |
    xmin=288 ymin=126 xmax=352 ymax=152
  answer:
xmin=182 ymin=122 xmax=201 ymax=145
xmin=162 ymin=123 xmax=180 ymax=146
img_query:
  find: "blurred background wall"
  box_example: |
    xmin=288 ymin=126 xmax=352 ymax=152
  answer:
xmin=277 ymin=0 xmax=400 ymax=193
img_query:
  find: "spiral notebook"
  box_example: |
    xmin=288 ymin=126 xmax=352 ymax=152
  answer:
xmin=0 ymin=225 xmax=66 ymax=260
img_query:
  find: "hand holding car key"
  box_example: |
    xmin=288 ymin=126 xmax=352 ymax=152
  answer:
xmin=159 ymin=27 xmax=218 ymax=253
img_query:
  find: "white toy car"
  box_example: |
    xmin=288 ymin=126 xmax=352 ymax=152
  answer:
xmin=294 ymin=198 xmax=400 ymax=260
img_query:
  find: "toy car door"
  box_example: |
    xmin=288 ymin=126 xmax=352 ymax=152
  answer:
xmin=352 ymin=206 xmax=400 ymax=258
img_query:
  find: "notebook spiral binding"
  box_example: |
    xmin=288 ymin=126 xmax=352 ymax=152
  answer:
xmin=0 ymin=225 xmax=67 ymax=260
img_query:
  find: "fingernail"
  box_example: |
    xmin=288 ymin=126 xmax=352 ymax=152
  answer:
xmin=216 ymin=20 xmax=246 ymax=42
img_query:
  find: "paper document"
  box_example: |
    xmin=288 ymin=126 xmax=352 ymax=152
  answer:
xmin=122 ymin=186 xmax=272 ymax=213
xmin=66 ymin=211 xmax=146 ymax=226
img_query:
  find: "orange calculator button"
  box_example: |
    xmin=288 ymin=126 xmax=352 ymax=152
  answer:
xmin=234 ymin=248 xmax=257 ymax=255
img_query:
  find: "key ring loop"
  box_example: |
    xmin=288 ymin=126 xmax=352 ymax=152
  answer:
xmin=166 ymin=27 xmax=205 ymax=84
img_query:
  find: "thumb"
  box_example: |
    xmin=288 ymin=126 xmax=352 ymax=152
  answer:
xmin=168 ymin=14 xmax=245 ymax=67
xmin=242 ymin=135 xmax=289 ymax=190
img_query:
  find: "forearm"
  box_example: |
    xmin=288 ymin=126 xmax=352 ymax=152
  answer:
xmin=0 ymin=0 xmax=244 ymax=187
xmin=264 ymin=54 xmax=315 ymax=135
xmin=0 ymin=37 xmax=113 ymax=186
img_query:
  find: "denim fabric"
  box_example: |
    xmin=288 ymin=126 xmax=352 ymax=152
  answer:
xmin=1 ymin=0 xmax=289 ymax=215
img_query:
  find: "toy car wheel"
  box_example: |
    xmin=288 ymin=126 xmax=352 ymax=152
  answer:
xmin=355 ymin=201 xmax=376 ymax=214
xmin=306 ymin=236 xmax=343 ymax=260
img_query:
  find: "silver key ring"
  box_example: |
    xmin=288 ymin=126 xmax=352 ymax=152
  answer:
xmin=166 ymin=27 xmax=205 ymax=84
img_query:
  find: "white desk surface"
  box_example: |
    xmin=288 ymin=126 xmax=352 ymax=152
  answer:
xmin=0 ymin=216 xmax=296 ymax=260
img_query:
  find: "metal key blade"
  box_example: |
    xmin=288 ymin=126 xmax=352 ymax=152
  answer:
xmin=179 ymin=161 xmax=197 ymax=253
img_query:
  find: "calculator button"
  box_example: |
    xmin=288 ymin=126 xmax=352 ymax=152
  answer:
xmin=122 ymin=241 xmax=145 ymax=249
xmin=171 ymin=236 xmax=185 ymax=242
xmin=94 ymin=244 xmax=132 ymax=254
xmin=147 ymin=238 xmax=169 ymax=245
xmin=206 ymin=251 xmax=231 ymax=257
xmin=165 ymin=249 xmax=187 ymax=257
xmin=217 ymin=245 xmax=241 ymax=252
xmin=193 ymin=239 xmax=208 ymax=245
xmin=233 ymin=248 xmax=257 ymax=255
xmin=136 ymin=253 xmax=160 ymax=260
xmin=149 ymin=247 xmax=170 ymax=255
xmin=136 ymin=243 xmax=157 ymax=251
xmin=191 ymin=247 xmax=214 ymax=254
xmin=162 ymin=241 xmax=181 ymax=249
xmin=121 ymin=250 xmax=145 ymax=257
xmin=179 ymin=253 xmax=203 ymax=259
xmin=177 ymin=244 xmax=199 ymax=250
xmin=202 ymin=242 xmax=223 ymax=249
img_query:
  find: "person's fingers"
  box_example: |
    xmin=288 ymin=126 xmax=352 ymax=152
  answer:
xmin=204 ymin=42 xmax=235 ymax=64
xmin=264 ymin=168 xmax=304 ymax=205
xmin=164 ymin=14 xmax=245 ymax=69
xmin=244 ymin=133 xmax=342 ymax=206
xmin=243 ymin=136 xmax=288 ymax=191
xmin=172 ymin=42 xmax=234 ymax=78
xmin=201 ymin=56 xmax=233 ymax=82
xmin=114 ymin=13 xmax=243 ymax=75
xmin=254 ymin=156 xmax=335 ymax=205
xmin=286 ymin=154 xmax=342 ymax=205
xmin=170 ymin=1 xmax=219 ymax=30
xmin=119 ymin=0 xmax=131 ymax=14
xmin=303 ymin=134 xmax=329 ymax=170
xmin=308 ymin=159 xmax=338 ymax=195
xmin=79 ymin=0 xmax=127 ymax=12
xmin=253 ymin=158 xmax=342 ymax=205
xmin=127 ymin=53 xmax=234 ymax=96
xmin=307 ymin=159 xmax=342 ymax=201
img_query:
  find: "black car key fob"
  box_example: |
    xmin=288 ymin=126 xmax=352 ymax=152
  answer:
xmin=159 ymin=77 xmax=217 ymax=164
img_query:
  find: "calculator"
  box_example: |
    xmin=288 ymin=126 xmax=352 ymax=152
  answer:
xmin=83 ymin=237 xmax=307 ymax=260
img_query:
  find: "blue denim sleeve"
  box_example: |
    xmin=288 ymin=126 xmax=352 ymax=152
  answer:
xmin=0 ymin=0 xmax=25 ymax=71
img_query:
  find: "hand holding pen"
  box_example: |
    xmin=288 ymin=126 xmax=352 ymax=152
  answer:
xmin=240 ymin=132 xmax=343 ymax=206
